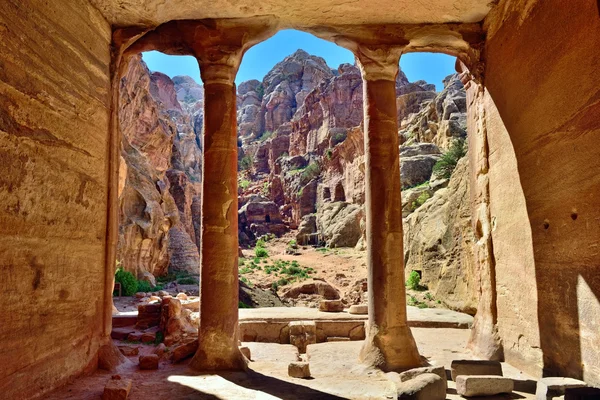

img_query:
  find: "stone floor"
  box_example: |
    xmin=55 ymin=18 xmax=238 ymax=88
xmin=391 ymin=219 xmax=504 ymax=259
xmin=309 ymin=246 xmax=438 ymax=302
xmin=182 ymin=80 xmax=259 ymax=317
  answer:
xmin=46 ymin=327 xmax=536 ymax=399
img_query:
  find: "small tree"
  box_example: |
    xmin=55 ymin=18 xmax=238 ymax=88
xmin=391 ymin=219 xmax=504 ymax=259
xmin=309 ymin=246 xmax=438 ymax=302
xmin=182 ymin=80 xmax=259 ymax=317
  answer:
xmin=433 ymin=138 xmax=467 ymax=179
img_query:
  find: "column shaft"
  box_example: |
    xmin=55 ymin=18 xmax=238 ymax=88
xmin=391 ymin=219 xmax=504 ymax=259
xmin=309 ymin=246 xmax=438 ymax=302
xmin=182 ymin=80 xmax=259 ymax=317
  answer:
xmin=190 ymin=79 xmax=244 ymax=370
xmin=360 ymin=76 xmax=421 ymax=371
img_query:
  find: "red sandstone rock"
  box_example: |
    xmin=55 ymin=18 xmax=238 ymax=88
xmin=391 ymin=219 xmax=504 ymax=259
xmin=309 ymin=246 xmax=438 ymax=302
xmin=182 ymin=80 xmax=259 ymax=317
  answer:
xmin=102 ymin=376 xmax=132 ymax=400
xmin=139 ymin=354 xmax=159 ymax=370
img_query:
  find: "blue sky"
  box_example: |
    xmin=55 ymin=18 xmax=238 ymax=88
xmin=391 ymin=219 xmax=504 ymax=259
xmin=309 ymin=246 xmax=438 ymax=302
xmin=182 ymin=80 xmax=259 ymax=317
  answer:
xmin=142 ymin=30 xmax=456 ymax=91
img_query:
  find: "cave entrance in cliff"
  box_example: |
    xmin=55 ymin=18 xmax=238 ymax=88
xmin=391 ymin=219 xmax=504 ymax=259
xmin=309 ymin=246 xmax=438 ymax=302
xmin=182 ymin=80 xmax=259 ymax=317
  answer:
xmin=114 ymin=50 xmax=204 ymax=313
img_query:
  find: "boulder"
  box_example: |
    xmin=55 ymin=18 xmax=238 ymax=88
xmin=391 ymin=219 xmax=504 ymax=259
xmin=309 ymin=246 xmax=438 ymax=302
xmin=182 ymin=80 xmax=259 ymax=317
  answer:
xmin=139 ymin=354 xmax=159 ymax=370
xmin=536 ymin=377 xmax=587 ymax=399
xmin=296 ymin=214 xmax=317 ymax=245
xmin=399 ymin=366 xmax=447 ymax=388
xmin=455 ymin=375 xmax=514 ymax=397
xmin=282 ymin=279 xmax=340 ymax=300
xmin=319 ymin=300 xmax=344 ymax=312
xmin=348 ymin=304 xmax=368 ymax=315
xmin=102 ymin=376 xmax=132 ymax=400
xmin=316 ymin=202 xmax=363 ymax=248
xmin=450 ymin=360 xmax=503 ymax=381
xmin=397 ymin=373 xmax=446 ymax=400
xmin=117 ymin=346 xmax=139 ymax=357
xmin=288 ymin=362 xmax=311 ymax=378
xmin=171 ymin=339 xmax=199 ymax=363
xmin=400 ymin=154 xmax=440 ymax=189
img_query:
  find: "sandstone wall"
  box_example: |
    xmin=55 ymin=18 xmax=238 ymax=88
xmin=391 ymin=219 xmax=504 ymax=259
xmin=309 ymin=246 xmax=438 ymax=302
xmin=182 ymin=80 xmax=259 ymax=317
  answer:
xmin=0 ymin=0 xmax=111 ymax=398
xmin=483 ymin=0 xmax=600 ymax=382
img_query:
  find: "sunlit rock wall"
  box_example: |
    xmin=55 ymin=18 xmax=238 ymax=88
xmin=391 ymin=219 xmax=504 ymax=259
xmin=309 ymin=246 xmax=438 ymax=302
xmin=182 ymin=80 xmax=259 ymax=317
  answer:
xmin=0 ymin=0 xmax=111 ymax=398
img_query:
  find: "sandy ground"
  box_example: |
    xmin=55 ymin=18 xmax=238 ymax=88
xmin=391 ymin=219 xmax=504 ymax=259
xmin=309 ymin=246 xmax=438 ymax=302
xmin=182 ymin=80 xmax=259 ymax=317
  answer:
xmin=46 ymin=328 xmax=536 ymax=400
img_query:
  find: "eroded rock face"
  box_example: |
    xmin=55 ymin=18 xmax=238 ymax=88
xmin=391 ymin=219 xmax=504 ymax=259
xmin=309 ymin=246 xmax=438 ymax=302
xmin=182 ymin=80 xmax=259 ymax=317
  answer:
xmin=118 ymin=56 xmax=202 ymax=277
xmin=403 ymin=157 xmax=478 ymax=314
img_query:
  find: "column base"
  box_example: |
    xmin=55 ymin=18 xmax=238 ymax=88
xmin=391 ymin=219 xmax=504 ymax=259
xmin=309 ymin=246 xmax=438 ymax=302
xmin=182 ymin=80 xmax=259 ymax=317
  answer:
xmin=359 ymin=323 xmax=423 ymax=372
xmin=189 ymin=343 xmax=247 ymax=371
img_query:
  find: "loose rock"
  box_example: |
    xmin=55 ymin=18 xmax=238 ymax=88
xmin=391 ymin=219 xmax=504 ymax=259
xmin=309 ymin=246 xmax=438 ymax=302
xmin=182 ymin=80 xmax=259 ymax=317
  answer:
xmin=450 ymin=359 xmax=503 ymax=381
xmin=348 ymin=304 xmax=368 ymax=314
xmin=455 ymin=375 xmax=514 ymax=397
xmin=240 ymin=346 xmax=251 ymax=360
xmin=139 ymin=354 xmax=159 ymax=370
xmin=102 ymin=376 xmax=132 ymax=400
xmin=319 ymin=299 xmax=344 ymax=312
xmin=536 ymin=377 xmax=587 ymax=399
xmin=288 ymin=362 xmax=311 ymax=378
xmin=397 ymin=373 xmax=445 ymax=400
xmin=399 ymin=365 xmax=447 ymax=388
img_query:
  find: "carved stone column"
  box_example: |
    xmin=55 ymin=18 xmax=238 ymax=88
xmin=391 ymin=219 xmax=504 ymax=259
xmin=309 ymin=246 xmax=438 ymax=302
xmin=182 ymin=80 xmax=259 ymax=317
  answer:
xmin=356 ymin=45 xmax=422 ymax=371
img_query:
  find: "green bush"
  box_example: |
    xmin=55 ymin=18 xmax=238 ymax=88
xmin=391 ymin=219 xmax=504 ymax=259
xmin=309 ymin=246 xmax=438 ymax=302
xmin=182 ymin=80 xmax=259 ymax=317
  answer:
xmin=239 ymin=155 xmax=253 ymax=171
xmin=258 ymin=130 xmax=273 ymax=142
xmin=115 ymin=267 xmax=138 ymax=296
xmin=433 ymin=138 xmax=467 ymax=179
xmin=239 ymin=179 xmax=251 ymax=189
xmin=406 ymin=271 xmax=422 ymax=291
xmin=255 ymin=247 xmax=269 ymax=258
xmin=411 ymin=191 xmax=431 ymax=210
xmin=300 ymin=162 xmax=320 ymax=183
xmin=325 ymin=149 xmax=333 ymax=159
xmin=177 ymin=277 xmax=199 ymax=285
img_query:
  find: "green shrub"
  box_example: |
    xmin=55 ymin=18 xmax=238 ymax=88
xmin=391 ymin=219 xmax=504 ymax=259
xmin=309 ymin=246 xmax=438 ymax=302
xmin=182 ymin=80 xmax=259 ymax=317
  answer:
xmin=300 ymin=162 xmax=320 ymax=183
xmin=433 ymin=138 xmax=466 ymax=179
xmin=255 ymin=247 xmax=269 ymax=258
xmin=115 ymin=267 xmax=138 ymax=296
xmin=238 ymin=301 xmax=251 ymax=309
xmin=411 ymin=191 xmax=431 ymax=210
xmin=177 ymin=277 xmax=198 ymax=285
xmin=258 ymin=130 xmax=273 ymax=142
xmin=255 ymin=84 xmax=264 ymax=100
xmin=256 ymin=239 xmax=267 ymax=248
xmin=331 ymin=132 xmax=347 ymax=145
xmin=325 ymin=149 xmax=333 ymax=159
xmin=406 ymin=271 xmax=422 ymax=291
xmin=137 ymin=280 xmax=153 ymax=293
xmin=239 ymin=179 xmax=251 ymax=189
xmin=239 ymin=155 xmax=253 ymax=171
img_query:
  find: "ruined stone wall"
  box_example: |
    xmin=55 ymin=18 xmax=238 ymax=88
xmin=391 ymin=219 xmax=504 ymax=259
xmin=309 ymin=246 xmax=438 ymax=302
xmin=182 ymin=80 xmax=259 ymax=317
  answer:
xmin=483 ymin=0 xmax=600 ymax=383
xmin=0 ymin=0 xmax=111 ymax=398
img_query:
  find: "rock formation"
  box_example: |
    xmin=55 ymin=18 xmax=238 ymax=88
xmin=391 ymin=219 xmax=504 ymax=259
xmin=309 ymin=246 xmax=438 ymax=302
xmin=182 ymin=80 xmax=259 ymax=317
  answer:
xmin=117 ymin=55 xmax=203 ymax=277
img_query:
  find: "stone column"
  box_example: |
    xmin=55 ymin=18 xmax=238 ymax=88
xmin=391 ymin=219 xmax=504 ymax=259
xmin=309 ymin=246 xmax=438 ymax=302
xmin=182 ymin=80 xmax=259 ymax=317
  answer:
xmin=189 ymin=60 xmax=245 ymax=370
xmin=356 ymin=46 xmax=421 ymax=371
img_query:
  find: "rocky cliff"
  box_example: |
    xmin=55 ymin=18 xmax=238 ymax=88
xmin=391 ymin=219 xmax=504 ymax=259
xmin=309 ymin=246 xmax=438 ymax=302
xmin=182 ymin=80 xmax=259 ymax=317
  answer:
xmin=118 ymin=50 xmax=477 ymax=314
xmin=117 ymin=55 xmax=203 ymax=279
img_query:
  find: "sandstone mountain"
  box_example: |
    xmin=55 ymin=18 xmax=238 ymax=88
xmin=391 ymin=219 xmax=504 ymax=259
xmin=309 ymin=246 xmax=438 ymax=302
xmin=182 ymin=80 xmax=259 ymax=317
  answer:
xmin=117 ymin=50 xmax=475 ymax=313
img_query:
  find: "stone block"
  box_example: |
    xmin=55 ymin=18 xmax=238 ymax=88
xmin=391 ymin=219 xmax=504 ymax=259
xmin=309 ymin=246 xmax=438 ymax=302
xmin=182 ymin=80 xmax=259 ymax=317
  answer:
xmin=117 ymin=346 xmax=139 ymax=357
xmin=319 ymin=300 xmax=344 ymax=312
xmin=536 ymin=377 xmax=587 ymax=399
xmin=450 ymin=359 xmax=503 ymax=381
xmin=102 ymin=376 xmax=132 ymax=400
xmin=348 ymin=304 xmax=368 ymax=314
xmin=289 ymin=321 xmax=316 ymax=335
xmin=140 ymin=332 xmax=156 ymax=343
xmin=171 ymin=339 xmax=199 ymax=363
xmin=176 ymin=292 xmax=188 ymax=300
xmin=240 ymin=346 xmax=251 ymax=360
xmin=139 ymin=354 xmax=159 ymax=370
xmin=397 ymin=373 xmax=446 ymax=400
xmin=288 ymin=362 xmax=311 ymax=378
xmin=399 ymin=365 xmax=447 ymax=388
xmin=565 ymin=387 xmax=600 ymax=399
xmin=456 ymin=375 xmax=514 ymax=397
